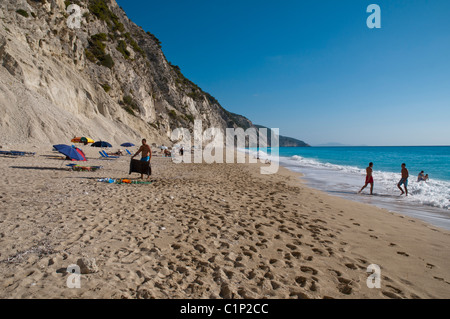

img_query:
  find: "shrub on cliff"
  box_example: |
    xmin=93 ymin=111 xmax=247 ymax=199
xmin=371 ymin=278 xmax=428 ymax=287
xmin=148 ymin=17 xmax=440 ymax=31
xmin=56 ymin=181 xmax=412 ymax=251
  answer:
xmin=89 ymin=0 xmax=124 ymax=33
xmin=168 ymin=110 xmax=177 ymax=119
xmin=123 ymin=95 xmax=139 ymax=111
xmin=98 ymin=54 xmax=114 ymax=69
xmin=146 ymin=31 xmax=162 ymax=48
xmin=86 ymin=33 xmax=114 ymax=69
xmin=101 ymin=84 xmax=111 ymax=93
xmin=16 ymin=9 xmax=29 ymax=18
xmin=123 ymin=33 xmax=145 ymax=57
xmin=117 ymin=40 xmax=131 ymax=59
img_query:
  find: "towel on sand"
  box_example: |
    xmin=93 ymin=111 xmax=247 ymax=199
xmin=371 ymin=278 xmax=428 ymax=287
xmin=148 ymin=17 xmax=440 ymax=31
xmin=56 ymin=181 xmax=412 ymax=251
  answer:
xmin=129 ymin=159 xmax=151 ymax=176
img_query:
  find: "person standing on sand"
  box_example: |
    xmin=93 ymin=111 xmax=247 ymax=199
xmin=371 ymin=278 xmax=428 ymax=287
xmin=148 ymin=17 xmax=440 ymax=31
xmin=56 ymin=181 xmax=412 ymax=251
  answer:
xmin=397 ymin=163 xmax=409 ymax=196
xmin=132 ymin=139 xmax=152 ymax=179
xmin=359 ymin=162 xmax=374 ymax=195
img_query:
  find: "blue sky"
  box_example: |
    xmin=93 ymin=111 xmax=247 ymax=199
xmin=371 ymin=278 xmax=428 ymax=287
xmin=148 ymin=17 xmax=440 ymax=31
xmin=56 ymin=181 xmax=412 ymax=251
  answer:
xmin=116 ymin=0 xmax=450 ymax=146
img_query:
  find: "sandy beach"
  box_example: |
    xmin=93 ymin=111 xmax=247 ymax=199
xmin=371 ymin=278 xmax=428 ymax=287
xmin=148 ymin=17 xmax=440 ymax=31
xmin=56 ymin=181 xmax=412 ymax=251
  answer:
xmin=0 ymin=144 xmax=449 ymax=299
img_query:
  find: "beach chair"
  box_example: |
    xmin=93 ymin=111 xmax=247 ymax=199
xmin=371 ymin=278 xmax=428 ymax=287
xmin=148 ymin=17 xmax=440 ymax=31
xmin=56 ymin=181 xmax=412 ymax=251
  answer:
xmin=126 ymin=149 xmax=133 ymax=156
xmin=99 ymin=151 xmax=114 ymax=160
xmin=101 ymin=150 xmax=119 ymax=159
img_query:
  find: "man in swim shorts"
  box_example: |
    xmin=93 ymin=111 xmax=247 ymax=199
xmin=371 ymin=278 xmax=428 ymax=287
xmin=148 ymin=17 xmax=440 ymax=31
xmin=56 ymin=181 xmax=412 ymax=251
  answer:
xmin=359 ymin=162 xmax=374 ymax=195
xmin=132 ymin=139 xmax=152 ymax=179
xmin=397 ymin=163 xmax=409 ymax=196
xmin=417 ymin=171 xmax=425 ymax=182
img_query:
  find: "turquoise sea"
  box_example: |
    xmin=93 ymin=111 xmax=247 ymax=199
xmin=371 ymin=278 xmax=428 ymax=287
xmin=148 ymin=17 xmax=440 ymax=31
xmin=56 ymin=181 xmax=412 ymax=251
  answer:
xmin=248 ymin=146 xmax=450 ymax=230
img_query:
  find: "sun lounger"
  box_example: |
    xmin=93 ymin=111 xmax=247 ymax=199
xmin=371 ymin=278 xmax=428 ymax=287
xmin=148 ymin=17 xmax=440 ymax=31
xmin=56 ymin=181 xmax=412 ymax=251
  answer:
xmin=101 ymin=150 xmax=119 ymax=158
xmin=126 ymin=149 xmax=133 ymax=155
xmin=99 ymin=151 xmax=117 ymax=159
xmin=99 ymin=151 xmax=112 ymax=159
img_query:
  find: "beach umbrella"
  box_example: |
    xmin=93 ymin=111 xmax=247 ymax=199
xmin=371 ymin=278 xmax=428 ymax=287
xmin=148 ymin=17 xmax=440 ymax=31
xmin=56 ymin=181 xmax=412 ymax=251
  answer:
xmin=75 ymin=148 xmax=86 ymax=161
xmin=71 ymin=137 xmax=94 ymax=144
xmin=53 ymin=144 xmax=86 ymax=161
xmin=91 ymin=141 xmax=112 ymax=148
xmin=120 ymin=143 xmax=135 ymax=147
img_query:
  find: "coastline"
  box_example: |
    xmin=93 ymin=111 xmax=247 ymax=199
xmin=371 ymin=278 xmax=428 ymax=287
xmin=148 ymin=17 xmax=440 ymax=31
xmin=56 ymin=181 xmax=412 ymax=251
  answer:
xmin=281 ymin=162 xmax=450 ymax=231
xmin=0 ymin=144 xmax=449 ymax=298
xmin=254 ymin=146 xmax=450 ymax=231
xmin=247 ymin=161 xmax=450 ymax=298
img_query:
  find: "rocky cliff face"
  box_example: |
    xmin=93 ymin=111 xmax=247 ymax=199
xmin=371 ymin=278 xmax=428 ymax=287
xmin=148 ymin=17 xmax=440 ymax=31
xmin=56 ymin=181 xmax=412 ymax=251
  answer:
xmin=0 ymin=0 xmax=255 ymax=146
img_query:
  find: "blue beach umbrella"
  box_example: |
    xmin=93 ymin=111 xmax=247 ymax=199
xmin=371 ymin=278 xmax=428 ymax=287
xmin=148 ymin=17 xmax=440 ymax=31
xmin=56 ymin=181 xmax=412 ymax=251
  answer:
xmin=53 ymin=144 xmax=86 ymax=161
xmin=120 ymin=143 xmax=135 ymax=147
xmin=91 ymin=141 xmax=112 ymax=148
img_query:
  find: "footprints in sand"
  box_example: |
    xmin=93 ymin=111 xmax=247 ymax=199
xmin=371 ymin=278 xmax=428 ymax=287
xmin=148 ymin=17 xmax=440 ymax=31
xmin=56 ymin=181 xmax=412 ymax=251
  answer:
xmin=295 ymin=276 xmax=307 ymax=287
xmin=312 ymin=248 xmax=326 ymax=256
xmin=300 ymin=266 xmax=318 ymax=275
xmin=397 ymin=251 xmax=409 ymax=257
xmin=328 ymin=268 xmax=354 ymax=295
xmin=291 ymin=251 xmax=302 ymax=259
xmin=337 ymin=277 xmax=353 ymax=295
xmin=3 ymin=156 xmax=448 ymax=300
xmin=344 ymin=263 xmax=358 ymax=270
xmin=381 ymin=283 xmax=407 ymax=299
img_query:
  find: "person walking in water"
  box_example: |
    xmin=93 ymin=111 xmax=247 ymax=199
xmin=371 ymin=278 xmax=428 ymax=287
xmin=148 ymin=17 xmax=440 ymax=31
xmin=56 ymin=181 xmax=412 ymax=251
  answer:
xmin=397 ymin=163 xmax=409 ymax=196
xmin=417 ymin=171 xmax=425 ymax=182
xmin=359 ymin=162 xmax=374 ymax=195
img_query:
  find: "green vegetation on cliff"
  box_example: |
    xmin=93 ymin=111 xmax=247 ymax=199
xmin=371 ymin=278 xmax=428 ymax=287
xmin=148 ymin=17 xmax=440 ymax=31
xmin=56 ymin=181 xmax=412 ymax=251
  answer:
xmin=85 ymin=33 xmax=114 ymax=68
xmin=88 ymin=0 xmax=124 ymax=32
xmin=16 ymin=9 xmax=29 ymax=18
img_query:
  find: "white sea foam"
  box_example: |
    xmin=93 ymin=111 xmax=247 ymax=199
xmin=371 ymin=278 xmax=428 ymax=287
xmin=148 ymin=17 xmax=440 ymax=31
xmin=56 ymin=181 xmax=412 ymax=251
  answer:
xmin=283 ymin=154 xmax=450 ymax=211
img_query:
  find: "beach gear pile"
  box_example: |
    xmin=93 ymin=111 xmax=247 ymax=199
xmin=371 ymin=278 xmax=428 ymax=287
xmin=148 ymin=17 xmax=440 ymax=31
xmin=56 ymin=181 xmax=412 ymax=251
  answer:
xmin=97 ymin=178 xmax=152 ymax=185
